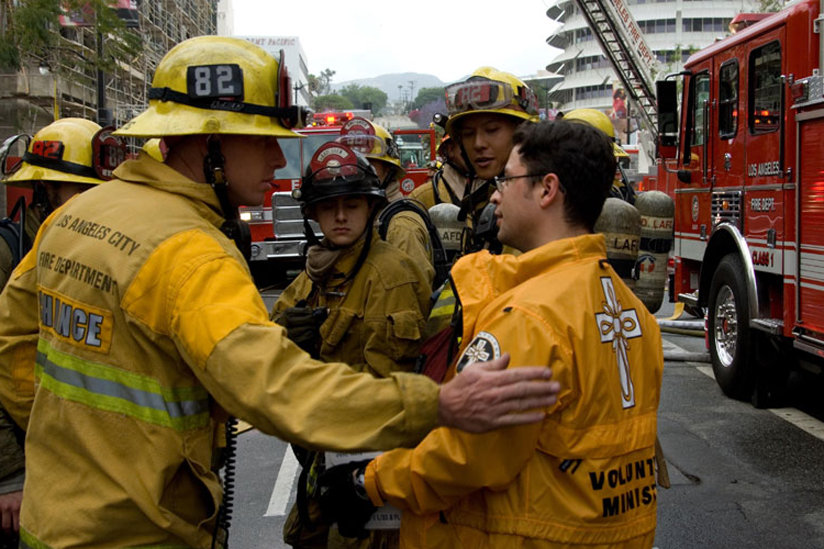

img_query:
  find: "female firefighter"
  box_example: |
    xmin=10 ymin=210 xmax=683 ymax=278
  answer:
xmin=272 ymin=142 xmax=432 ymax=548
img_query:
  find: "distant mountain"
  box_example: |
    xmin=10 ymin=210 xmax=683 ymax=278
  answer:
xmin=331 ymin=72 xmax=446 ymax=102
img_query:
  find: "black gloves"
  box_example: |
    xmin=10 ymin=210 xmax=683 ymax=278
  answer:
xmin=317 ymin=460 xmax=376 ymax=539
xmin=275 ymin=300 xmax=328 ymax=358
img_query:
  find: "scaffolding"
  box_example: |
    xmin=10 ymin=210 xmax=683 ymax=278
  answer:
xmin=0 ymin=1 xmax=218 ymax=138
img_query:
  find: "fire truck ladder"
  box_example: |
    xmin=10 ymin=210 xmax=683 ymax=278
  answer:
xmin=573 ymin=0 xmax=659 ymax=142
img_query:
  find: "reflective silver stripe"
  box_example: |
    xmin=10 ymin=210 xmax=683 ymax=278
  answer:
xmin=36 ymin=339 xmax=210 ymax=430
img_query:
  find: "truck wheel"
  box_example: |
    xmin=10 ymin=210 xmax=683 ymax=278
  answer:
xmin=707 ymin=254 xmax=755 ymax=400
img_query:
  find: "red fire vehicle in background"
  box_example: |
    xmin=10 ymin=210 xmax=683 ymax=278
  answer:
xmin=239 ymin=111 xmax=436 ymax=282
xmin=655 ymin=0 xmax=824 ymax=405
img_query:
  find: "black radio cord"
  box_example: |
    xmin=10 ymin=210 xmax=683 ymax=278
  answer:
xmin=212 ymin=417 xmax=238 ymax=549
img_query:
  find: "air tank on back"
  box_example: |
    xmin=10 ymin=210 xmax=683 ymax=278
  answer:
xmin=595 ymin=197 xmax=641 ymax=291
xmin=634 ymin=190 xmax=675 ymax=313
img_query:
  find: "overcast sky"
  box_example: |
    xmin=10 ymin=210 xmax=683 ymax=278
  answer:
xmin=231 ymin=0 xmax=562 ymax=84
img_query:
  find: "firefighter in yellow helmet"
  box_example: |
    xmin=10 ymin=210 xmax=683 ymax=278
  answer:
xmin=0 ymin=36 xmax=560 ymax=548
xmin=561 ymin=108 xmax=635 ymax=203
xmin=443 ymin=66 xmax=539 ymax=254
xmin=409 ymin=133 xmax=469 ymax=209
xmin=0 ymin=118 xmax=120 ymax=287
xmin=273 ymin=142 xmax=431 ymax=549
xmin=0 ymin=117 xmax=122 ymax=546
xmin=337 ymin=117 xmax=437 ymax=287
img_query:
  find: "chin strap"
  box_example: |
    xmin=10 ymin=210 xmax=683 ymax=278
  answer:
xmin=203 ymin=137 xmax=252 ymax=262
xmin=455 ymin=142 xmax=478 ymax=223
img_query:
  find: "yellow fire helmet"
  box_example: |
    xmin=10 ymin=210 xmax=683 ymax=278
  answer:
xmin=444 ymin=66 xmax=539 ymax=135
xmin=0 ymin=118 xmax=125 ymax=187
xmin=562 ymin=108 xmax=629 ymax=158
xmin=115 ymin=36 xmax=311 ymax=139
xmin=336 ymin=117 xmax=405 ymax=177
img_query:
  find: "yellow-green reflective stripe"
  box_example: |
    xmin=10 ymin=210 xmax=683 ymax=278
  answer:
xmin=430 ymin=286 xmax=456 ymax=318
xmin=20 ymin=527 xmax=190 ymax=548
xmin=35 ymin=339 xmax=209 ymax=431
xmin=20 ymin=527 xmax=52 ymax=549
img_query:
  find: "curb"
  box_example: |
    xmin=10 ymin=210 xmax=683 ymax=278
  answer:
xmin=663 ymin=350 xmax=710 ymax=363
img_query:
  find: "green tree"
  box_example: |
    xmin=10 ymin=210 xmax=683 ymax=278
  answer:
xmin=758 ymin=0 xmax=783 ymax=12
xmin=313 ymin=93 xmax=354 ymax=111
xmin=319 ymin=68 xmax=336 ymax=95
xmin=306 ymin=74 xmax=321 ymax=95
xmin=339 ymin=83 xmax=388 ymax=114
xmin=0 ymin=0 xmax=140 ymax=73
xmin=412 ymin=87 xmax=444 ymax=110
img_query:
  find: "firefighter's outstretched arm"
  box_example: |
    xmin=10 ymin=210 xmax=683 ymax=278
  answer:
xmin=437 ymin=353 xmax=559 ymax=432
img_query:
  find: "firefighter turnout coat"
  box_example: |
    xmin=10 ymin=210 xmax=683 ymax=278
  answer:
xmin=364 ymin=234 xmax=664 ymax=548
xmin=382 ymin=209 xmax=435 ymax=290
xmin=0 ymin=154 xmax=441 ymax=549
xmin=273 ymin=236 xmax=431 ymax=378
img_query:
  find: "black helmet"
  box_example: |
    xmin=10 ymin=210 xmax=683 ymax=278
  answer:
xmin=293 ymin=142 xmax=386 ymax=209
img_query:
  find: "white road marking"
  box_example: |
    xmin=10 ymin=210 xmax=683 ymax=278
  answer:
xmin=694 ymin=365 xmax=824 ymax=443
xmin=265 ymin=447 xmax=299 ymax=517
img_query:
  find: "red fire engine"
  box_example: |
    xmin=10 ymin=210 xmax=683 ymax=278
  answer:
xmin=238 ymin=112 xmax=436 ymax=282
xmin=656 ymin=0 xmax=824 ymax=405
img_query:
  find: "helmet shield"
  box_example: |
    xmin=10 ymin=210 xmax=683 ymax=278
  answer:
xmin=444 ymin=68 xmax=540 ymax=135
xmin=294 ymin=142 xmax=385 ymax=208
xmin=0 ymin=134 xmax=32 ymax=177
xmin=338 ymin=117 xmax=402 ymax=173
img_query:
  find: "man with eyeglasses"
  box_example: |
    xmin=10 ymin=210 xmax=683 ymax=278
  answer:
xmin=317 ymin=119 xmax=664 ymax=548
xmin=0 ymin=37 xmax=561 ymax=548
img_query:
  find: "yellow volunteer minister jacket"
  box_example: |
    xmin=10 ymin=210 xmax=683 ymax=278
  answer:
xmin=0 ymin=154 xmax=440 ymax=549
xmin=365 ymin=234 xmax=663 ymax=548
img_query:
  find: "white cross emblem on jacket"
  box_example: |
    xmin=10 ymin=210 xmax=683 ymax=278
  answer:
xmin=595 ymin=277 xmax=642 ymax=408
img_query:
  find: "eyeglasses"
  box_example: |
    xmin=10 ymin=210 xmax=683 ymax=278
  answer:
xmin=492 ymin=173 xmax=542 ymax=192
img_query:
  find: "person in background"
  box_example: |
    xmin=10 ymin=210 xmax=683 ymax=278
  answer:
xmin=317 ymin=119 xmax=664 ymax=548
xmin=0 ymin=36 xmax=560 ymax=549
xmin=273 ymin=142 xmax=431 ymax=548
xmin=337 ymin=117 xmax=435 ymax=287
xmin=560 ymin=108 xmax=634 ymax=203
xmin=408 ymin=134 xmax=471 ymax=211
xmin=0 ymin=118 xmax=122 ymax=547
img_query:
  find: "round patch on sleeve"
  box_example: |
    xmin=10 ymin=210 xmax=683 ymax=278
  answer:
xmin=456 ymin=331 xmax=501 ymax=373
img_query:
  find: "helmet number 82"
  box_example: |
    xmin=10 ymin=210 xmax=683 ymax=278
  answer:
xmin=187 ymin=64 xmax=243 ymax=98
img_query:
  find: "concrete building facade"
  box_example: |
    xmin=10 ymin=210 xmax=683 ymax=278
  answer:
xmin=545 ymin=0 xmax=760 ymax=144
xmin=0 ymin=1 xmax=218 ymax=142
xmin=235 ymin=36 xmax=312 ymax=108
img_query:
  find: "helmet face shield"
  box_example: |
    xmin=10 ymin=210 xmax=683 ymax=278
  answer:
xmin=310 ymin=162 xmax=371 ymax=184
xmin=446 ymin=80 xmax=512 ymax=115
xmin=0 ymin=134 xmax=32 ymax=176
xmin=338 ymin=117 xmax=402 ymax=173
xmin=445 ymin=79 xmax=539 ymax=118
xmin=276 ymin=50 xmax=313 ymax=130
xmin=337 ymin=134 xmax=388 ymax=158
